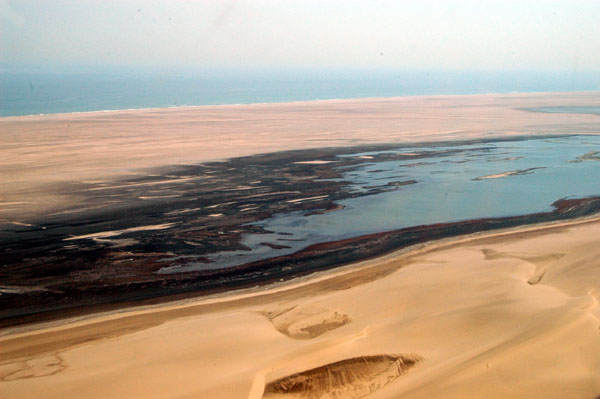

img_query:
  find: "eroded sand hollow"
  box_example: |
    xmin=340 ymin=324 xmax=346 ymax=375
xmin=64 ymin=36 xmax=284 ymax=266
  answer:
xmin=263 ymin=354 xmax=421 ymax=399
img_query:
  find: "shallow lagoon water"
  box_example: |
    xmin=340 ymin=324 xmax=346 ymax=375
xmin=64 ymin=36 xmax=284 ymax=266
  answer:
xmin=165 ymin=135 xmax=600 ymax=272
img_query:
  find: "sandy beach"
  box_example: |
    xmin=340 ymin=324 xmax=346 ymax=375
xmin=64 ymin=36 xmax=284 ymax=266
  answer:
xmin=1 ymin=216 xmax=599 ymax=398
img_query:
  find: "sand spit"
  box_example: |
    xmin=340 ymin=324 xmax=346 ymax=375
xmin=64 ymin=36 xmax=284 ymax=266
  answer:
xmin=472 ymin=167 xmax=546 ymax=180
xmin=1 ymin=216 xmax=600 ymax=398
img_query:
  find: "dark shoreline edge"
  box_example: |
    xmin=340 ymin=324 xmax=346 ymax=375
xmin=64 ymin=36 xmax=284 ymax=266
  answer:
xmin=2 ymin=196 xmax=599 ymax=329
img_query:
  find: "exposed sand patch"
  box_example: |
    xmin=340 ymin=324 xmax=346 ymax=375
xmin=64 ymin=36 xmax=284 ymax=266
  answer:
xmin=163 ymin=207 xmax=202 ymax=215
xmin=6 ymin=221 xmax=33 ymax=227
xmin=572 ymin=151 xmax=600 ymax=162
xmin=138 ymin=195 xmax=181 ymax=200
xmin=0 ymin=354 xmax=65 ymax=381
xmin=293 ymin=160 xmax=336 ymax=165
xmin=286 ymin=195 xmax=329 ymax=204
xmin=472 ymin=167 xmax=546 ymax=180
xmin=0 ymin=286 xmax=49 ymax=295
xmin=63 ymin=223 xmax=175 ymax=241
xmin=262 ymin=354 xmax=421 ymax=399
xmin=261 ymin=304 xmax=351 ymax=339
xmin=481 ymin=248 xmax=565 ymax=285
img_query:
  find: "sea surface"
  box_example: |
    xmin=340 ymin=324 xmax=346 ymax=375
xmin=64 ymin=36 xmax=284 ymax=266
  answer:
xmin=2 ymin=67 xmax=600 ymax=117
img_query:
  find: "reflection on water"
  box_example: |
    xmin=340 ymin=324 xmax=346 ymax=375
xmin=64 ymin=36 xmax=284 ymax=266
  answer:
xmin=162 ymin=135 xmax=600 ymax=272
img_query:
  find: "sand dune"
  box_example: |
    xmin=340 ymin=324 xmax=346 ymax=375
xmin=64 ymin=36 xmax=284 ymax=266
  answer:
xmin=1 ymin=216 xmax=599 ymax=398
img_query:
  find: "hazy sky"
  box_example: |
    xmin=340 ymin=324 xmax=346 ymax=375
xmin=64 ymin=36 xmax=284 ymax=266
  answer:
xmin=1 ymin=0 xmax=600 ymax=70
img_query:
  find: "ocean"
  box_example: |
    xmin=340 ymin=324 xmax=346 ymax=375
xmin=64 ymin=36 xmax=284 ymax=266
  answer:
xmin=2 ymin=67 xmax=600 ymax=117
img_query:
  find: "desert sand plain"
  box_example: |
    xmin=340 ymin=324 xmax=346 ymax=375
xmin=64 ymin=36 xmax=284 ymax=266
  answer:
xmin=1 ymin=93 xmax=600 ymax=398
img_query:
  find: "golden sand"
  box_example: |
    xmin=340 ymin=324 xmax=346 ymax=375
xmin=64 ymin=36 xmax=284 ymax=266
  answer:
xmin=1 ymin=217 xmax=599 ymax=398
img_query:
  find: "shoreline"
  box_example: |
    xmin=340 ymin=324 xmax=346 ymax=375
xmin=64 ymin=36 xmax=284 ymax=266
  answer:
xmin=2 ymin=90 xmax=600 ymax=121
xmin=2 ymin=212 xmax=598 ymax=338
xmin=2 ymin=213 xmax=599 ymax=398
xmin=3 ymin=91 xmax=600 ymax=328
xmin=0 ymin=92 xmax=600 ymax=332
xmin=2 ymin=195 xmax=599 ymax=330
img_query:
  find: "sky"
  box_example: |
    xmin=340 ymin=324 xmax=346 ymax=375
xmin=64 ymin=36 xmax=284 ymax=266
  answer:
xmin=1 ymin=0 xmax=600 ymax=71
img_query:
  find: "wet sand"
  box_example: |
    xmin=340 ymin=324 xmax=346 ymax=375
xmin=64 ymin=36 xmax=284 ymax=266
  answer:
xmin=1 ymin=216 xmax=599 ymax=398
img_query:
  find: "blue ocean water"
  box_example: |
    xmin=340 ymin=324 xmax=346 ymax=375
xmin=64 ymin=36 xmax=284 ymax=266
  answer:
xmin=2 ymin=67 xmax=600 ymax=117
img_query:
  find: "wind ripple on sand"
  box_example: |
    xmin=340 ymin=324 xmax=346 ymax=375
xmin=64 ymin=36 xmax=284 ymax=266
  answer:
xmin=262 ymin=354 xmax=421 ymax=399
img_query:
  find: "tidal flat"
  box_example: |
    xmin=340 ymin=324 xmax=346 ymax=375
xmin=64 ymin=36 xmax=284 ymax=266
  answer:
xmin=1 ymin=133 xmax=600 ymax=325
